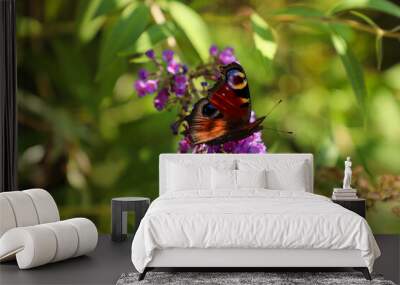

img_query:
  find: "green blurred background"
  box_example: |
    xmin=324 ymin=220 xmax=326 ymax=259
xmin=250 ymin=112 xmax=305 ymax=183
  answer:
xmin=16 ymin=0 xmax=400 ymax=233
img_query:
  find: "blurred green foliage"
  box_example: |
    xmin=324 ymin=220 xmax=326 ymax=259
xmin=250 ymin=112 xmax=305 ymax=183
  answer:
xmin=17 ymin=0 xmax=400 ymax=233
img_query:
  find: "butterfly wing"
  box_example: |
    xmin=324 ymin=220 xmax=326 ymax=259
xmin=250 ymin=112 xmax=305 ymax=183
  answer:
xmin=208 ymin=62 xmax=251 ymax=123
xmin=185 ymin=98 xmax=229 ymax=145
xmin=185 ymin=62 xmax=265 ymax=145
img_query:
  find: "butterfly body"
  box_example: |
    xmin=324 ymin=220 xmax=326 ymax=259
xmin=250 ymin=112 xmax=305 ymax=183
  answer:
xmin=185 ymin=62 xmax=265 ymax=145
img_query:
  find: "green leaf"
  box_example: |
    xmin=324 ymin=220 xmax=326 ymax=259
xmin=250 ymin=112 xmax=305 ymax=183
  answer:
xmin=272 ymin=5 xmax=325 ymax=17
xmin=350 ymin=11 xmax=383 ymax=70
xmin=251 ymin=13 xmax=277 ymax=65
xmin=93 ymin=0 xmax=132 ymax=18
xmin=77 ymin=0 xmax=106 ymax=43
xmin=168 ymin=1 xmax=211 ymax=62
xmin=330 ymin=25 xmax=367 ymax=114
xmin=350 ymin=11 xmax=378 ymax=28
xmin=97 ymin=3 xmax=150 ymax=80
xmin=119 ymin=23 xmax=175 ymax=56
xmin=330 ymin=0 xmax=400 ymax=18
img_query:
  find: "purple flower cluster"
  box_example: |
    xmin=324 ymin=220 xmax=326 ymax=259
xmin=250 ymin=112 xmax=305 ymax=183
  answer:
xmin=133 ymin=49 xmax=190 ymax=110
xmin=209 ymin=45 xmax=237 ymax=65
xmin=178 ymin=131 xmax=267 ymax=154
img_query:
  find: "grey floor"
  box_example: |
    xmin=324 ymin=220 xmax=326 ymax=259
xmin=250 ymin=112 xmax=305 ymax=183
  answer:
xmin=0 ymin=235 xmax=134 ymax=285
xmin=0 ymin=235 xmax=399 ymax=285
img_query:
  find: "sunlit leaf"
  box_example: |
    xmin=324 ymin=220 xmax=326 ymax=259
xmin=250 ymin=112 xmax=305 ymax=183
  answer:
xmin=119 ymin=23 xmax=175 ymax=56
xmin=330 ymin=25 xmax=367 ymax=114
xmin=77 ymin=0 xmax=106 ymax=43
xmin=93 ymin=0 xmax=132 ymax=18
xmin=97 ymin=3 xmax=150 ymax=80
xmin=251 ymin=13 xmax=277 ymax=65
xmin=127 ymin=54 xmax=151 ymax=63
xmin=330 ymin=0 xmax=400 ymax=18
xmin=168 ymin=1 xmax=211 ymax=62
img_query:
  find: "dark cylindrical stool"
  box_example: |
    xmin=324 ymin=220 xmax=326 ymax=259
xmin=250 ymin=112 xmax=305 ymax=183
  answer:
xmin=111 ymin=197 xmax=150 ymax=242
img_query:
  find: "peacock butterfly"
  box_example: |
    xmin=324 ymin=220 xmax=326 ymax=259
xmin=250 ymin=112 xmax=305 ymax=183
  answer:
xmin=184 ymin=62 xmax=266 ymax=145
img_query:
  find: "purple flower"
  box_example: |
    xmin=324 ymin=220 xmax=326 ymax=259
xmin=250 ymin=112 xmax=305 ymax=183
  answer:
xmin=173 ymin=75 xmax=188 ymax=97
xmin=134 ymin=79 xmax=158 ymax=97
xmin=218 ymin=47 xmax=236 ymax=65
xmin=167 ymin=60 xmax=180 ymax=74
xmin=207 ymin=145 xmax=222 ymax=153
xmin=134 ymin=80 xmax=148 ymax=97
xmin=181 ymin=64 xmax=188 ymax=74
xmin=145 ymin=80 xmax=158 ymax=93
xmin=138 ymin=69 xmax=148 ymax=80
xmin=222 ymin=141 xmax=236 ymax=153
xmin=178 ymin=136 xmax=191 ymax=153
xmin=175 ymin=74 xmax=187 ymax=85
xmin=170 ymin=121 xmax=180 ymax=135
xmin=231 ymin=132 xmax=267 ymax=153
xmin=154 ymin=89 xmax=169 ymax=111
xmin=187 ymin=131 xmax=267 ymax=154
xmin=162 ymin=49 xmax=174 ymax=62
xmin=145 ymin=49 xmax=155 ymax=59
xmin=209 ymin=45 xmax=218 ymax=57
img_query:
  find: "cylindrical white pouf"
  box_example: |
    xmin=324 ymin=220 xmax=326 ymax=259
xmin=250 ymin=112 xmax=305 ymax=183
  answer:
xmin=0 ymin=196 xmax=17 ymax=237
xmin=1 ymin=192 xmax=39 ymax=227
xmin=24 ymin=189 xmax=60 ymax=224
xmin=65 ymin=218 xmax=98 ymax=257
xmin=0 ymin=226 xmax=57 ymax=269
xmin=42 ymin=221 xmax=79 ymax=262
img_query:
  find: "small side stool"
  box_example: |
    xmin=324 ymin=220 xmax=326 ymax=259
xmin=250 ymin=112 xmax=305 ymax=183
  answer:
xmin=111 ymin=197 xmax=150 ymax=242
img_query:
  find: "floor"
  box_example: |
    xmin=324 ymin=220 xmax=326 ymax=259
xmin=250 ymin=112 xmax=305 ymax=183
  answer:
xmin=0 ymin=235 xmax=133 ymax=285
xmin=0 ymin=235 xmax=399 ymax=285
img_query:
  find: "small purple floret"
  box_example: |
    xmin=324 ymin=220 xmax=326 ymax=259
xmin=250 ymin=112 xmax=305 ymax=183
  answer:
xmin=134 ymin=80 xmax=148 ymax=97
xmin=181 ymin=64 xmax=188 ymax=74
xmin=154 ymin=89 xmax=169 ymax=111
xmin=178 ymin=136 xmax=191 ymax=153
xmin=173 ymin=75 xmax=188 ymax=96
xmin=145 ymin=80 xmax=158 ymax=93
xmin=145 ymin=49 xmax=155 ymax=59
xmin=209 ymin=45 xmax=218 ymax=57
xmin=134 ymin=79 xmax=158 ymax=97
xmin=218 ymin=47 xmax=236 ymax=65
xmin=167 ymin=60 xmax=180 ymax=74
xmin=138 ymin=69 xmax=148 ymax=80
xmin=162 ymin=49 xmax=174 ymax=62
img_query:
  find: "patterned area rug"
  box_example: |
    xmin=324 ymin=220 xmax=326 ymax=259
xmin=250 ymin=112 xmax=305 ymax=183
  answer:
xmin=116 ymin=271 xmax=395 ymax=285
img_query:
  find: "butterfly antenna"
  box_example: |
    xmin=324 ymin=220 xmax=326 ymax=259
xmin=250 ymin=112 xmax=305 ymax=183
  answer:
xmin=263 ymin=127 xmax=294 ymax=135
xmin=261 ymin=99 xmax=293 ymax=135
xmin=265 ymin=99 xmax=283 ymax=118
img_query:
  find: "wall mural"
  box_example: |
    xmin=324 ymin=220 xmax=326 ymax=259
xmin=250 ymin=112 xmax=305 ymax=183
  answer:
xmin=16 ymin=0 xmax=400 ymax=234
